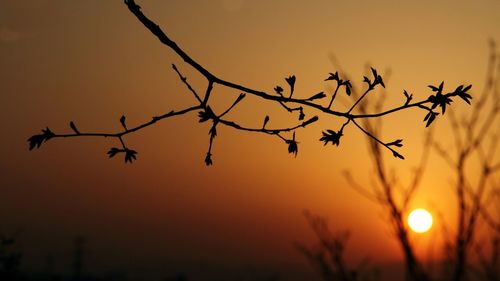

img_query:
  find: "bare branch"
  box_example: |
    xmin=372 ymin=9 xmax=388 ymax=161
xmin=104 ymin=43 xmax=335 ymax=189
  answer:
xmin=28 ymin=0 xmax=474 ymax=165
xmin=171 ymin=64 xmax=202 ymax=103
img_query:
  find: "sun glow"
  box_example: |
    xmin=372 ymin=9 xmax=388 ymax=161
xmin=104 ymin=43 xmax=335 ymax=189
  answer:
xmin=408 ymin=209 xmax=433 ymax=233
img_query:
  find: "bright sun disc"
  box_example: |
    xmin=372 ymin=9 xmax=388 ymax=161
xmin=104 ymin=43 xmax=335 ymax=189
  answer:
xmin=408 ymin=209 xmax=433 ymax=233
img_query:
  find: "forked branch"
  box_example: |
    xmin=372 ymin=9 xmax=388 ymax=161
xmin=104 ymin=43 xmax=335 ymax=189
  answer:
xmin=27 ymin=0 xmax=473 ymax=165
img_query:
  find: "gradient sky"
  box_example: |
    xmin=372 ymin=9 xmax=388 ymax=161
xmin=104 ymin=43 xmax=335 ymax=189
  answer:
xmin=1 ymin=0 xmax=499 ymax=280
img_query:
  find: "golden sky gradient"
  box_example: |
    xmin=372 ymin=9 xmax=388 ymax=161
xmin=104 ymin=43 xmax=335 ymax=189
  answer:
xmin=1 ymin=0 xmax=499 ymax=279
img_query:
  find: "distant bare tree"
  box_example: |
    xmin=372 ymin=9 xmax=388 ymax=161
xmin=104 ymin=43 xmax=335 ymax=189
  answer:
xmin=433 ymin=40 xmax=500 ymax=281
xmin=295 ymin=211 xmax=379 ymax=281
xmin=326 ymin=42 xmax=500 ymax=281
xmin=338 ymin=66 xmax=433 ymax=281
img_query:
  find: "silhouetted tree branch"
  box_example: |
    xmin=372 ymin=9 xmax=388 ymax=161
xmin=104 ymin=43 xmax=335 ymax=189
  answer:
xmin=27 ymin=0 xmax=473 ymax=165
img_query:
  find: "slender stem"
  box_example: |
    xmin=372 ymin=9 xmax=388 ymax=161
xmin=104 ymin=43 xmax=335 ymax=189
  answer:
xmin=118 ymin=136 xmax=127 ymax=149
xmin=171 ymin=64 xmax=202 ymax=103
xmin=54 ymin=105 xmax=202 ymax=139
xmin=347 ymin=88 xmax=371 ymax=114
xmin=219 ymin=119 xmax=293 ymax=133
xmin=328 ymin=84 xmax=340 ymax=109
xmin=218 ymin=94 xmax=245 ymax=118
xmin=352 ymin=119 xmax=399 ymax=157
xmin=203 ymin=81 xmax=214 ymax=106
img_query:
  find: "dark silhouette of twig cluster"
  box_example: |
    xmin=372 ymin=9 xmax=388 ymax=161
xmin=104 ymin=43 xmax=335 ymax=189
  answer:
xmin=27 ymin=0 xmax=472 ymax=165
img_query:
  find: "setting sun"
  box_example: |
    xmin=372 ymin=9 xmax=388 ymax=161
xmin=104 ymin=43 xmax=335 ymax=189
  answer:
xmin=408 ymin=209 xmax=433 ymax=233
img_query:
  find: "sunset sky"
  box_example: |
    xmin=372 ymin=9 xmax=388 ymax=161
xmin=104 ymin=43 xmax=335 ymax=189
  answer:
xmin=1 ymin=0 xmax=499 ymax=280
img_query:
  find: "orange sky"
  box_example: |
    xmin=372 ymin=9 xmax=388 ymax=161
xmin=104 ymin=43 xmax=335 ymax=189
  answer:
xmin=1 ymin=0 xmax=499 ymax=279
